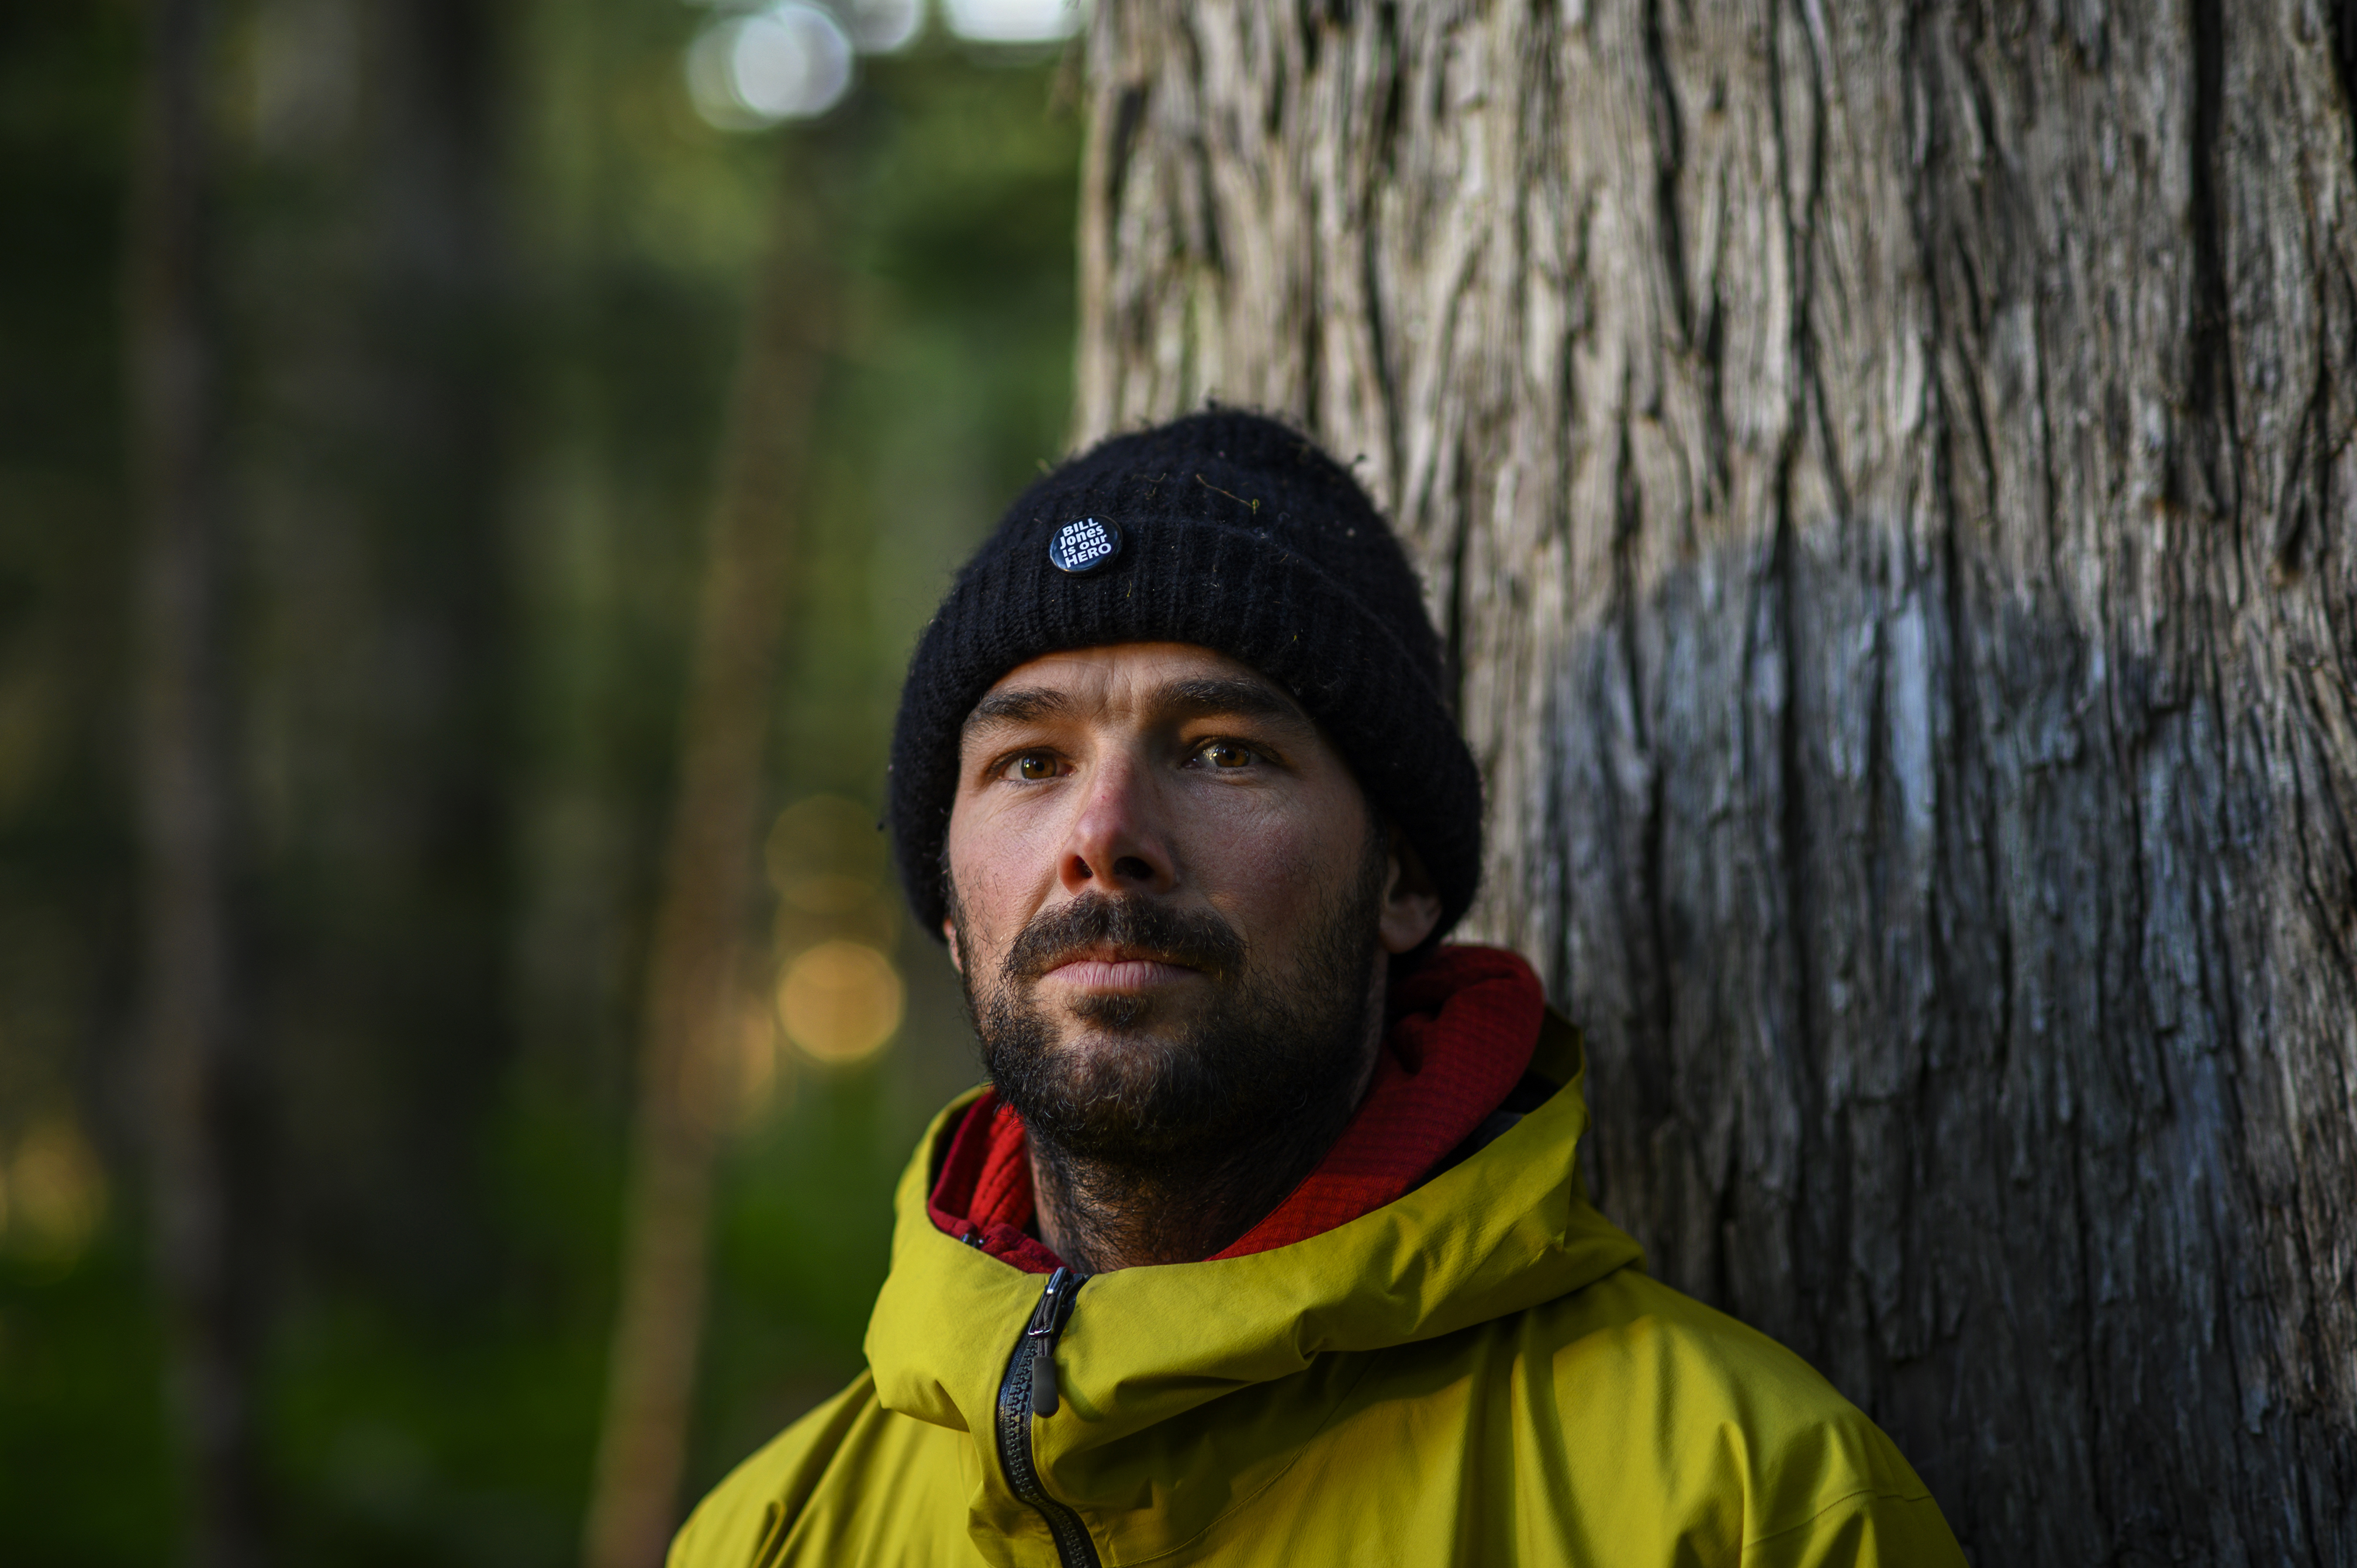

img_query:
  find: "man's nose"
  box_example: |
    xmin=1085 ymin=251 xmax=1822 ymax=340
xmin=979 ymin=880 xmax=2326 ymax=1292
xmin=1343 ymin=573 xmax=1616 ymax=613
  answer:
xmin=1059 ymin=753 xmax=1174 ymax=897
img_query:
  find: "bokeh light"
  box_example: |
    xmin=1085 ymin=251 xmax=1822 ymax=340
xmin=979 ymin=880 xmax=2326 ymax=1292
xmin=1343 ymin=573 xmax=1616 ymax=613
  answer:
xmin=841 ymin=0 xmax=925 ymax=53
xmin=766 ymin=793 xmax=901 ymax=953
xmin=942 ymin=0 xmax=1082 ymax=44
xmin=686 ymin=3 xmax=856 ymax=130
xmin=765 ymin=794 xmax=886 ymax=911
xmin=0 ymin=1116 xmax=108 ymax=1267
xmin=777 ymin=939 xmax=905 ymax=1063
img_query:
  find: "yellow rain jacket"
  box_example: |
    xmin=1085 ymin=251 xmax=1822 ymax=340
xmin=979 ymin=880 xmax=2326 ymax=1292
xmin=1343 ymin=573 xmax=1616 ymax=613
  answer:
xmin=671 ymin=1015 xmax=1964 ymax=1566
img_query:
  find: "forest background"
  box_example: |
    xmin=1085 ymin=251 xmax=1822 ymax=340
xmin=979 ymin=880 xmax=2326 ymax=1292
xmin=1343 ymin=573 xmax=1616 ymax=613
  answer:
xmin=0 ymin=2 xmax=1081 ymax=1562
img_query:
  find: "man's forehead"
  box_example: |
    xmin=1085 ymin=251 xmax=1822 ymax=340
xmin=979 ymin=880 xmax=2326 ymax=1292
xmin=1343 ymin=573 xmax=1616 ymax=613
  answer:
xmin=960 ymin=643 xmax=1308 ymax=736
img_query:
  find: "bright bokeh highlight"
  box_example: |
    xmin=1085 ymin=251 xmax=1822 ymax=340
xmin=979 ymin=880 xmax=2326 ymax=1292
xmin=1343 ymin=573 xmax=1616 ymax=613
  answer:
xmin=687 ymin=3 xmax=856 ymax=129
xmin=942 ymin=0 xmax=1081 ymax=44
xmin=777 ymin=940 xmax=904 ymax=1063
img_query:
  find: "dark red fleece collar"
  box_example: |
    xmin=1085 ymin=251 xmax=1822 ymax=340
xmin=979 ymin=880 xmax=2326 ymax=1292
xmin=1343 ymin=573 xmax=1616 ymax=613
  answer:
xmin=926 ymin=944 xmax=1545 ymax=1272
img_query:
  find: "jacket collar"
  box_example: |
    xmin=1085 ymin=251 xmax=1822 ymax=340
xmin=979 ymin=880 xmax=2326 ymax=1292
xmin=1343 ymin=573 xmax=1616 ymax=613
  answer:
xmin=863 ymin=998 xmax=1644 ymax=1556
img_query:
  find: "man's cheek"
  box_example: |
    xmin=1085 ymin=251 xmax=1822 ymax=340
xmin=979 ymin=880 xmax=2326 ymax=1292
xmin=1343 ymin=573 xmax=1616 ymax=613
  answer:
xmin=947 ymin=848 xmax=1025 ymax=950
xmin=1214 ymin=829 xmax=1329 ymax=929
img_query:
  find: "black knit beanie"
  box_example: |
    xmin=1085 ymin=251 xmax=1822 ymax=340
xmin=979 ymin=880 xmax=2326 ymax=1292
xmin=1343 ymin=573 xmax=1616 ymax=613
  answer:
xmin=887 ymin=410 xmax=1483 ymax=946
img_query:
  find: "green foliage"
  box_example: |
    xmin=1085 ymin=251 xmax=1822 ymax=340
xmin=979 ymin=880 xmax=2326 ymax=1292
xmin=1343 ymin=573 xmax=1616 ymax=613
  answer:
xmin=0 ymin=1 xmax=1079 ymax=1560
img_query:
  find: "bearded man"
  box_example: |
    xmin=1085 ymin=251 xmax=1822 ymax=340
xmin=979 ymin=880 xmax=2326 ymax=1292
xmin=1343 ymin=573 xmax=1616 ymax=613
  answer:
xmin=669 ymin=412 xmax=1967 ymax=1567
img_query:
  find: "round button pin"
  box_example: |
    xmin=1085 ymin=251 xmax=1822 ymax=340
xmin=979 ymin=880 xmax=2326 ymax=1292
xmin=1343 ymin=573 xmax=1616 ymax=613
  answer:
xmin=1048 ymin=515 xmax=1122 ymax=574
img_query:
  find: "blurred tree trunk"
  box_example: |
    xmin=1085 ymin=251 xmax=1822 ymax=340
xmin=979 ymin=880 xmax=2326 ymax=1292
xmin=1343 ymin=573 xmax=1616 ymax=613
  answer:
xmin=1077 ymin=3 xmax=2357 ymax=1562
xmin=582 ymin=163 xmax=830 ymax=1568
xmin=236 ymin=0 xmax=515 ymax=1296
xmin=127 ymin=0 xmax=266 ymax=1562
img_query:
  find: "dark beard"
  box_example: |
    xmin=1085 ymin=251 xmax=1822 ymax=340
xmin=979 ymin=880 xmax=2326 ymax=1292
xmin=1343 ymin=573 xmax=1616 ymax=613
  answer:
xmin=955 ymin=837 xmax=1390 ymax=1186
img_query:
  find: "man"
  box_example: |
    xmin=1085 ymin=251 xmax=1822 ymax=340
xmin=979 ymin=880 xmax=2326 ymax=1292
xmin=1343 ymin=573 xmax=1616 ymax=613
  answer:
xmin=671 ymin=412 xmax=1966 ymax=1566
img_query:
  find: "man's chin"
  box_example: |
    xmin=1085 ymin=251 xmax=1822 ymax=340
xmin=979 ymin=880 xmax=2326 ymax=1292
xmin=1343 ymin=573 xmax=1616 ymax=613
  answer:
xmin=1036 ymin=1015 xmax=1201 ymax=1069
xmin=1062 ymin=989 xmax=1164 ymax=1032
xmin=981 ymin=994 xmax=1357 ymax=1168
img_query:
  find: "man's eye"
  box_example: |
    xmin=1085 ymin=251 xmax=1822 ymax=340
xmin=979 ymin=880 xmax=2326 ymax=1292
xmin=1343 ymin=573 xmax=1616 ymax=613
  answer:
xmin=1013 ymin=753 xmax=1057 ymax=781
xmin=1200 ymin=740 xmax=1254 ymax=769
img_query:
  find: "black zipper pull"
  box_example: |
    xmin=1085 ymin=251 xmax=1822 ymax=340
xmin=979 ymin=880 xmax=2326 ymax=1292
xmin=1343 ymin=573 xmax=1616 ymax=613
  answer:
xmin=996 ymin=1266 xmax=1100 ymax=1566
xmin=1025 ymin=1266 xmax=1083 ymax=1417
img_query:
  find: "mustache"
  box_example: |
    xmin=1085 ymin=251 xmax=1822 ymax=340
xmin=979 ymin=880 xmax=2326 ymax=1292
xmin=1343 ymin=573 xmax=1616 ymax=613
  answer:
xmin=1001 ymin=895 xmax=1247 ymax=983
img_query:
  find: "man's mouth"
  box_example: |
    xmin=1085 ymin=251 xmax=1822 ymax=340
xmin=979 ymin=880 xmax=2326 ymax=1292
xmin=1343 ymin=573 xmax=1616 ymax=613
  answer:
xmin=1038 ymin=946 xmax=1203 ymax=993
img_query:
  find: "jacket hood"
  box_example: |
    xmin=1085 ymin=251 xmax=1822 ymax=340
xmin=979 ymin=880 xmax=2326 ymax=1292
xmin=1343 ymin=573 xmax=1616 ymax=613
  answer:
xmin=863 ymin=1012 xmax=1645 ymax=1559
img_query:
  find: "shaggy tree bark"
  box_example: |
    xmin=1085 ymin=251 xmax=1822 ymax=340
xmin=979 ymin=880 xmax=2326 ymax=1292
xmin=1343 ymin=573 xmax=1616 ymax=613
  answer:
xmin=1077 ymin=3 xmax=2357 ymax=1562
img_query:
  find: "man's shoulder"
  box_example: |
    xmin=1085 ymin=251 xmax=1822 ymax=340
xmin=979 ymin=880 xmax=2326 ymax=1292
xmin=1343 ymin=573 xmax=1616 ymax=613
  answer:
xmin=666 ymin=1375 xmax=869 ymax=1568
xmin=665 ymin=1371 xmax=963 ymax=1568
xmin=1538 ymin=1266 xmax=1865 ymax=1421
xmin=1514 ymin=1267 xmax=1962 ymax=1563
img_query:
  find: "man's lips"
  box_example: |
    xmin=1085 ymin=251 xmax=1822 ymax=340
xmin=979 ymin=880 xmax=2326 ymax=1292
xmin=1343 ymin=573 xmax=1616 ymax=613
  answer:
xmin=1038 ymin=952 xmax=1204 ymax=992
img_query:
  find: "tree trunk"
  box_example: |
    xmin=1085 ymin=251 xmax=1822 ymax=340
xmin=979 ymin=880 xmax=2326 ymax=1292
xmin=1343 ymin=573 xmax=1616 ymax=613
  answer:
xmin=1076 ymin=3 xmax=2357 ymax=1561
xmin=582 ymin=160 xmax=830 ymax=1568
xmin=127 ymin=0 xmax=268 ymax=1562
xmin=237 ymin=0 xmax=514 ymax=1296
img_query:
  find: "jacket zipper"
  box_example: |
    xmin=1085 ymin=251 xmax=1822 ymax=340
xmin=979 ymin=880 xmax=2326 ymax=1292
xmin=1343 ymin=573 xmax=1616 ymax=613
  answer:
xmin=995 ymin=1266 xmax=1100 ymax=1568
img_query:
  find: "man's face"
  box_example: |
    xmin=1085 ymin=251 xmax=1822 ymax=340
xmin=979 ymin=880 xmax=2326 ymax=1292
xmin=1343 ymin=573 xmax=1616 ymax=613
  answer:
xmin=942 ymin=643 xmax=1440 ymax=1165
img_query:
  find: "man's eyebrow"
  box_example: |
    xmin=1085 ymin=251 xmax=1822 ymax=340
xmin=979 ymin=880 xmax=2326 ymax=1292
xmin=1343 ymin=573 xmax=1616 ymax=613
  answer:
xmin=960 ymin=676 xmax=1308 ymax=737
xmin=963 ymin=687 xmax=1074 ymax=734
xmin=1152 ymin=677 xmax=1309 ymax=728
